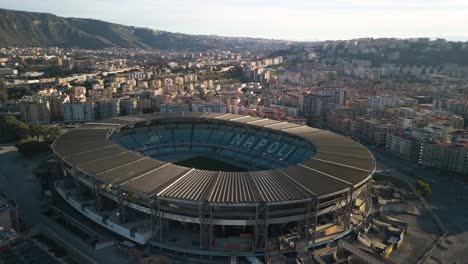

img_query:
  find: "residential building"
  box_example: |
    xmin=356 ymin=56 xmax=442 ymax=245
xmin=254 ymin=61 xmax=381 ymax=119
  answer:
xmin=137 ymin=98 xmax=154 ymax=112
xmin=0 ymin=193 xmax=20 ymax=234
xmin=184 ymin=74 xmax=198 ymax=82
xmin=448 ymin=130 xmax=468 ymax=144
xmin=386 ymin=133 xmax=420 ymax=161
xmin=164 ymin=78 xmax=174 ymax=86
xmin=97 ymin=100 xmax=120 ymax=120
xmin=300 ymin=93 xmax=334 ymax=117
xmin=367 ymin=95 xmax=398 ymax=115
xmin=419 ymin=142 xmax=468 ymax=174
xmin=70 ymin=86 xmax=87 ymax=102
xmin=119 ymin=98 xmax=137 ymax=116
xmin=174 ymin=76 xmax=184 ymax=85
xmin=361 ymin=120 xmax=392 ymax=145
xmin=191 ymin=103 xmax=226 ymax=113
xmin=48 ymin=95 xmax=67 ymax=121
xmin=63 ymin=102 xmax=95 ymax=123
xmin=160 ymin=103 xmax=189 ymax=113
xmin=19 ymin=100 xmax=51 ymax=124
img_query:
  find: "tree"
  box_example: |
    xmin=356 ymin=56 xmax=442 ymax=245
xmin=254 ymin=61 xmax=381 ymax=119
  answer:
xmin=30 ymin=124 xmax=49 ymax=141
xmin=415 ymin=179 xmax=431 ymax=197
xmin=0 ymin=78 xmax=7 ymax=101
xmin=45 ymin=126 xmax=63 ymax=142
xmin=28 ymin=124 xmax=62 ymax=142
xmin=15 ymin=121 xmax=30 ymax=140
xmin=1 ymin=116 xmax=30 ymax=141
xmin=15 ymin=138 xmax=50 ymax=157
xmin=7 ymin=85 xmax=31 ymax=100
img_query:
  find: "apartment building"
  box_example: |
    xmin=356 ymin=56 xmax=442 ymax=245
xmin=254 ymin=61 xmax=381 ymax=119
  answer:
xmin=19 ymin=100 xmax=51 ymax=124
xmin=63 ymin=102 xmax=95 ymax=123
xmin=386 ymin=133 xmax=420 ymax=161
xmin=419 ymin=142 xmax=468 ymax=174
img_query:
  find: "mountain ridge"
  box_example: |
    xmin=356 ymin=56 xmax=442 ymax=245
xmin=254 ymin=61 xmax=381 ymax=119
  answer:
xmin=0 ymin=8 xmax=291 ymax=51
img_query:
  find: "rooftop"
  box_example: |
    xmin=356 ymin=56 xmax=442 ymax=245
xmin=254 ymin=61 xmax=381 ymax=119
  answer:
xmin=53 ymin=113 xmax=375 ymax=205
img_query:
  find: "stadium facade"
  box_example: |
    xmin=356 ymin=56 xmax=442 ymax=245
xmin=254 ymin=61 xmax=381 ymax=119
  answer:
xmin=52 ymin=113 xmax=375 ymax=260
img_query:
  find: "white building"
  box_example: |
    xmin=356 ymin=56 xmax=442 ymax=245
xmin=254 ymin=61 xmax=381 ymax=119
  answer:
xmin=386 ymin=133 xmax=419 ymax=161
xmin=191 ymin=103 xmax=227 ymax=113
xmin=367 ymin=95 xmax=399 ymax=114
xmin=419 ymin=142 xmax=468 ymax=174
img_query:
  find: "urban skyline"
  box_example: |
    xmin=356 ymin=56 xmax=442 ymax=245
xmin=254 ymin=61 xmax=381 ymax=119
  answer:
xmin=1 ymin=3 xmax=467 ymax=263
xmin=2 ymin=0 xmax=468 ymax=41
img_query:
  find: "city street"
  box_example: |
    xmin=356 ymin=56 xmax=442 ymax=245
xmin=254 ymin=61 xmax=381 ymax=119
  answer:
xmin=0 ymin=144 xmax=44 ymax=228
xmin=0 ymin=144 xmax=136 ymax=264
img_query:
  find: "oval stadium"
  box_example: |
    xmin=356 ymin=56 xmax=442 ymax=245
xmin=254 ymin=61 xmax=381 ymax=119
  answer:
xmin=52 ymin=113 xmax=375 ymax=262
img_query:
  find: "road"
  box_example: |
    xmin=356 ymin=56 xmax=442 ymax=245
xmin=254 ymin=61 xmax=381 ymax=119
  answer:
xmin=0 ymin=144 xmax=44 ymax=228
xmin=0 ymin=144 xmax=136 ymax=264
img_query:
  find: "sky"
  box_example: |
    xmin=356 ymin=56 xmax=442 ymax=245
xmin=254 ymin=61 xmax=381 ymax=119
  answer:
xmin=2 ymin=0 xmax=468 ymax=41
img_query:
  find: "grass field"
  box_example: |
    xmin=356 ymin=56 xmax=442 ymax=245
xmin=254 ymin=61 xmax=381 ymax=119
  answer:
xmin=174 ymin=156 xmax=247 ymax=172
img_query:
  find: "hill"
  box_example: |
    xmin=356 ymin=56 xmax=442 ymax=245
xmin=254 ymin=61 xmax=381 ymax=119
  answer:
xmin=0 ymin=8 xmax=290 ymax=51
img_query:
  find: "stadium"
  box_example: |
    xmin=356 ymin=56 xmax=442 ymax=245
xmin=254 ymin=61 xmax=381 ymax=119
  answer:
xmin=52 ymin=113 xmax=375 ymax=261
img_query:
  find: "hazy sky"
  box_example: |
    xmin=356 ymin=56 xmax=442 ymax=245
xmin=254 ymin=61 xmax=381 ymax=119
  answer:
xmin=2 ymin=0 xmax=468 ymax=41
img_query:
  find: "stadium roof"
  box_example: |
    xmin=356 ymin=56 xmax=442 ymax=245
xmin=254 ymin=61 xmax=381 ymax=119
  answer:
xmin=53 ymin=113 xmax=375 ymax=205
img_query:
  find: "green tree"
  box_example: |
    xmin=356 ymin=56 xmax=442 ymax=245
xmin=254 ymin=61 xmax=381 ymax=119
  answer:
xmin=1 ymin=116 xmax=30 ymax=140
xmin=27 ymin=124 xmax=62 ymax=142
xmin=7 ymin=85 xmax=31 ymax=100
xmin=45 ymin=126 xmax=63 ymax=141
xmin=30 ymin=124 xmax=49 ymax=140
xmin=15 ymin=138 xmax=50 ymax=157
xmin=0 ymin=78 xmax=7 ymax=101
xmin=15 ymin=121 xmax=30 ymax=140
xmin=415 ymin=179 xmax=432 ymax=197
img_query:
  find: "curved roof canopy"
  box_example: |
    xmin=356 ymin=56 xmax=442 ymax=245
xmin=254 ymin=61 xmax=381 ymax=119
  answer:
xmin=53 ymin=113 xmax=375 ymax=205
